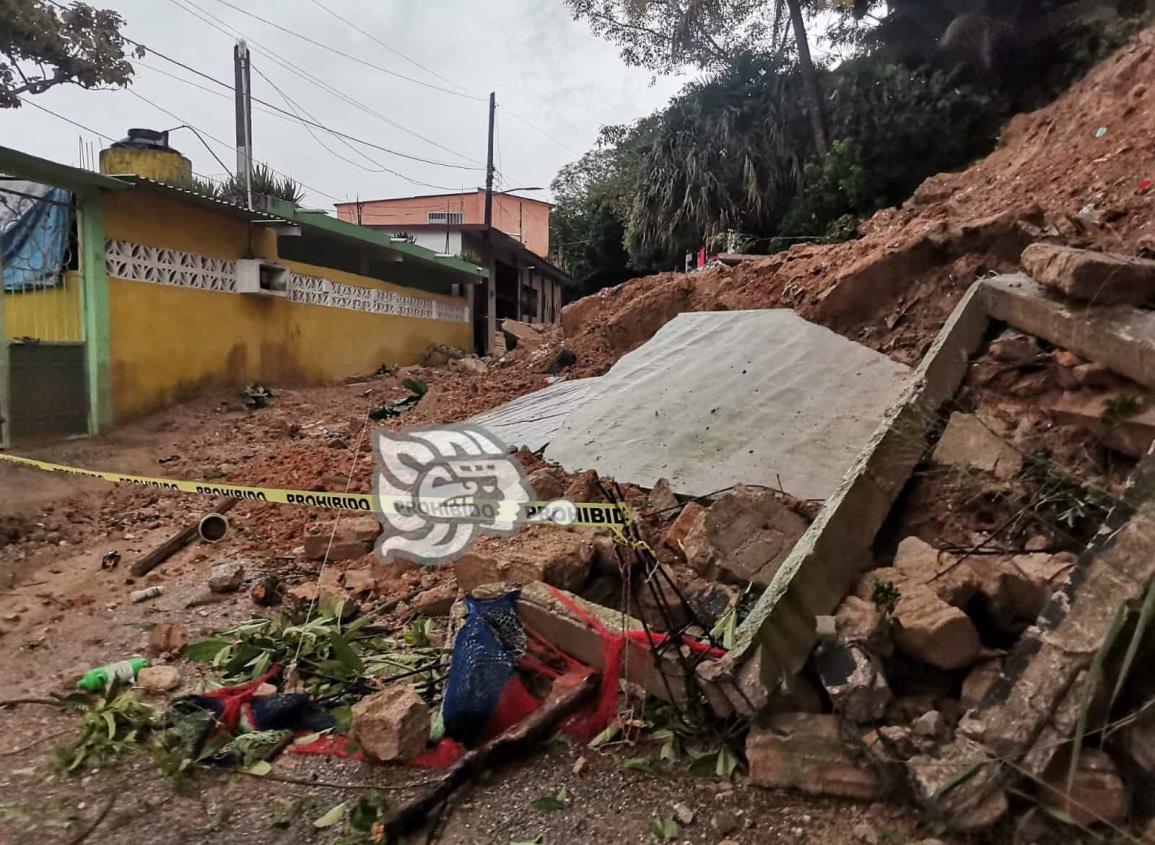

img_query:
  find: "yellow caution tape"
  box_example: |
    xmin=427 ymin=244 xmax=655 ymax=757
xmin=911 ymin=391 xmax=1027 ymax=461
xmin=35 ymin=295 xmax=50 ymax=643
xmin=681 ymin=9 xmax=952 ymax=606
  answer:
xmin=0 ymin=452 xmax=631 ymax=531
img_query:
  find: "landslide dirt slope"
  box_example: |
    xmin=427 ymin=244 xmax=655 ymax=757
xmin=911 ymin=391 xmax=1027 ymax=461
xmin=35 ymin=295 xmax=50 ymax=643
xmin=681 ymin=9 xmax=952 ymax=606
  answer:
xmin=556 ymin=28 xmax=1155 ymax=375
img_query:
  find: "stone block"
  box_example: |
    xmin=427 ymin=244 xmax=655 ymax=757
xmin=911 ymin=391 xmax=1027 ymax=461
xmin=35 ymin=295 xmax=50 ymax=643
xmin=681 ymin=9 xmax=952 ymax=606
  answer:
xmin=1021 ymin=243 xmax=1155 ymax=306
xmin=893 ymin=585 xmax=981 ymax=670
xmin=681 ymin=485 xmax=808 ymax=586
xmin=1039 ymin=750 xmax=1126 ymax=827
xmin=932 ymin=412 xmax=1023 ymax=481
xmin=350 ymin=684 xmax=430 ymax=762
xmin=747 ymin=713 xmax=882 ymax=799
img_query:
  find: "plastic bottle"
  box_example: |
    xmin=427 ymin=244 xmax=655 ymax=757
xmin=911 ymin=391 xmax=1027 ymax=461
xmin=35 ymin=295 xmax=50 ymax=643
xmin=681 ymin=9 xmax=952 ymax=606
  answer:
xmin=77 ymin=657 xmax=148 ymax=691
xmin=130 ymin=585 xmax=165 ymax=603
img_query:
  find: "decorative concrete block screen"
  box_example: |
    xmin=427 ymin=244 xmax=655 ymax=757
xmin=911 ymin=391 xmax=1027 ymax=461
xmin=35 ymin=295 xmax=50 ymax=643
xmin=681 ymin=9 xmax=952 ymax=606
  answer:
xmin=545 ymin=310 xmax=912 ymax=501
xmin=105 ymin=239 xmax=468 ymax=322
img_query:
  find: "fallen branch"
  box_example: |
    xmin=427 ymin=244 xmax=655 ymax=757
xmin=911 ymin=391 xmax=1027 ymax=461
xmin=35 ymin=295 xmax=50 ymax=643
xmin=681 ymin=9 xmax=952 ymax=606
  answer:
xmin=67 ymin=794 xmax=116 ymax=845
xmin=131 ymin=497 xmax=239 ymax=576
xmin=0 ymin=728 xmax=71 ymax=756
xmin=0 ymin=696 xmax=68 ymax=708
xmin=384 ymin=671 xmax=600 ymax=839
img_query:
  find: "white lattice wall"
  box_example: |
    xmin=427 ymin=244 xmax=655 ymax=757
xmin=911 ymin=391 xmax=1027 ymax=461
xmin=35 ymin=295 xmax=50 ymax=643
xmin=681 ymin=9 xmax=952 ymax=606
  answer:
xmin=105 ymin=239 xmax=469 ymax=323
xmin=105 ymin=240 xmax=237 ymax=292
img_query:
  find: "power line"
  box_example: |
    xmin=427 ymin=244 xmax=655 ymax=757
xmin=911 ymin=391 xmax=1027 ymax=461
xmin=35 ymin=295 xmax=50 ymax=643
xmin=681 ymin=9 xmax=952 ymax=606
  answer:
xmin=127 ymin=29 xmax=481 ymax=173
xmin=202 ymin=0 xmax=484 ymax=102
xmin=15 ymin=96 xmax=226 ymax=187
xmin=123 ymin=87 xmax=344 ymax=201
xmin=167 ymin=0 xmax=485 ymax=167
xmin=233 ymin=0 xmax=582 ymax=169
xmin=126 ymin=90 xmax=232 ymax=174
xmin=17 ymin=98 xmax=116 ymax=142
xmin=500 ymin=106 xmax=585 ymax=158
xmin=302 ymin=0 xmax=477 ymax=96
xmin=250 ymin=65 xmax=458 ymax=193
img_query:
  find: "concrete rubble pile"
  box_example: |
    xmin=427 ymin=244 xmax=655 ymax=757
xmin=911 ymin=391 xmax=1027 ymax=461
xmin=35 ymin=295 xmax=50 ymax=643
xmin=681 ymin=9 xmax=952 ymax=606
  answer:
xmin=205 ymin=238 xmax=1155 ymax=840
xmin=727 ymin=245 xmax=1155 ymax=840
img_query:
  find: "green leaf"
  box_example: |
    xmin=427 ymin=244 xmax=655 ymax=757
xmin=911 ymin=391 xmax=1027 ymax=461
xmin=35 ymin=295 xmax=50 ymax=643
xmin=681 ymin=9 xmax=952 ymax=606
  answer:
xmin=247 ymin=760 xmax=272 ymax=776
xmin=330 ymin=704 xmax=353 ymax=733
xmin=688 ymin=752 xmax=718 ymax=777
xmin=715 ymin=745 xmax=740 ymax=779
xmin=649 ymin=818 xmax=679 ymax=841
xmin=312 ymin=802 xmax=347 ymax=829
xmin=330 ymin=632 xmax=365 ymax=674
xmin=621 ymin=756 xmax=659 ymax=774
xmin=181 ymin=639 xmax=231 ymax=662
xmin=530 ymin=786 xmax=568 ymax=812
xmin=1109 ymin=578 xmax=1155 ymax=716
xmin=403 ymin=378 xmax=428 ymax=397
xmin=587 ymin=721 xmax=620 ymax=749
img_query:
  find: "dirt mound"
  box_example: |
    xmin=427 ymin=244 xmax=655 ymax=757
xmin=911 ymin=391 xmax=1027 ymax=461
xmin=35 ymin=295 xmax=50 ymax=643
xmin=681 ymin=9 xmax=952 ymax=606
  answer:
xmin=553 ymin=29 xmax=1155 ymax=376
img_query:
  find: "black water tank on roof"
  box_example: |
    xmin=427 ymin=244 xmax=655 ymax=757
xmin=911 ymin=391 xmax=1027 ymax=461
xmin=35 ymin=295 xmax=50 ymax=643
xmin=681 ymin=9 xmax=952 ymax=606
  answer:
xmin=111 ymin=128 xmax=172 ymax=150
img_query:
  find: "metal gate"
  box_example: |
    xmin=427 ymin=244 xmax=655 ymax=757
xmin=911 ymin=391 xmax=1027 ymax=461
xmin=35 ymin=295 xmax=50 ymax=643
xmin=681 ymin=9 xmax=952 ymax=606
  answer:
xmin=0 ymin=180 xmax=88 ymax=446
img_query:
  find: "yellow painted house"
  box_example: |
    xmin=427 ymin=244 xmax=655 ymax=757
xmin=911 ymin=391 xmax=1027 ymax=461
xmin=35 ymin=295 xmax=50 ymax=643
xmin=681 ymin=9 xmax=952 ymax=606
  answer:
xmin=0 ymin=143 xmax=484 ymax=444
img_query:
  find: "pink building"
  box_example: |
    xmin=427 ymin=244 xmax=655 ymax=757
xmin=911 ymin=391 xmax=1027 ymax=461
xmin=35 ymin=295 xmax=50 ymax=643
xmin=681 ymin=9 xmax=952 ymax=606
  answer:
xmin=335 ymin=189 xmax=551 ymax=258
xmin=334 ymin=190 xmax=570 ymax=353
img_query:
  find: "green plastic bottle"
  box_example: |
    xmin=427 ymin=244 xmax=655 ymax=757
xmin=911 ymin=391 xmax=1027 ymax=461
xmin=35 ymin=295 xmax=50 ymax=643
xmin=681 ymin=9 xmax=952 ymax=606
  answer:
xmin=77 ymin=657 xmax=148 ymax=691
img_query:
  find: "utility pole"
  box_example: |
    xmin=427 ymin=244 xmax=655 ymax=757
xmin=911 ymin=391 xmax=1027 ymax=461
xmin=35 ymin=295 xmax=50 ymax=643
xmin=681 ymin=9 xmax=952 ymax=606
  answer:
xmin=234 ymin=40 xmax=254 ymax=209
xmin=479 ymin=91 xmax=497 ymax=354
xmin=483 ymin=92 xmax=496 ymax=227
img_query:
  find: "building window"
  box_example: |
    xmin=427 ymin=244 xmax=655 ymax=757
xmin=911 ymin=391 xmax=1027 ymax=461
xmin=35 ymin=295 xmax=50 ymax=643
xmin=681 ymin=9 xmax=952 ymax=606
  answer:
xmin=427 ymin=211 xmax=464 ymax=225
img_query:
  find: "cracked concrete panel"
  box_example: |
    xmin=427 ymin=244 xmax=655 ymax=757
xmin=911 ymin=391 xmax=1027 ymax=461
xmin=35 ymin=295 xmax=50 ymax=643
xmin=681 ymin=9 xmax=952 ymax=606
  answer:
xmin=544 ymin=310 xmax=911 ymax=501
xmin=468 ymin=377 xmax=601 ymax=452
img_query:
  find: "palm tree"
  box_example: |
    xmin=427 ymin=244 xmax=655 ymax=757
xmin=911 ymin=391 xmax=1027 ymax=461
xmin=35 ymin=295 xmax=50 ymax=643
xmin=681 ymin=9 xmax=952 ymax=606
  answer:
xmin=781 ymin=0 xmax=829 ymax=154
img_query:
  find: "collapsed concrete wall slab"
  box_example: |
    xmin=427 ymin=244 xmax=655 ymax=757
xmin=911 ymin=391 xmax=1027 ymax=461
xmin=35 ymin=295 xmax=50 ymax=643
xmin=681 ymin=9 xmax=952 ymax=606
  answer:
xmin=468 ymin=377 xmax=601 ymax=452
xmin=714 ymin=284 xmax=991 ymax=703
xmin=545 ymin=310 xmax=912 ymax=502
xmin=982 ymin=273 xmax=1155 ymax=390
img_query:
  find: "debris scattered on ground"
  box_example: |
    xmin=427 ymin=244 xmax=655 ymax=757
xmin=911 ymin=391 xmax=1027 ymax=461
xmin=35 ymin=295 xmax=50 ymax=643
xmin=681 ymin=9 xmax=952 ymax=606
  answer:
xmin=369 ymin=378 xmax=427 ymax=420
xmin=208 ymin=560 xmax=245 ymax=593
xmin=350 ymin=683 xmax=430 ymax=762
xmin=242 ymin=384 xmax=275 ymax=410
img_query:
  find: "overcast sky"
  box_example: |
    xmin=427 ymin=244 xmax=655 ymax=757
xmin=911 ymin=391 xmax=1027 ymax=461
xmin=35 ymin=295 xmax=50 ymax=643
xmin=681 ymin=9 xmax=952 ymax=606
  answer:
xmin=3 ymin=0 xmax=690 ymax=208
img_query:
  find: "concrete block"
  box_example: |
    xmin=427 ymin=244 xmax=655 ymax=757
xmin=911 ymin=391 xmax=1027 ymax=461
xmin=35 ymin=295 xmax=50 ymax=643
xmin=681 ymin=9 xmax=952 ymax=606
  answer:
xmin=1021 ymin=243 xmax=1155 ymax=306
xmin=747 ymin=713 xmax=882 ymax=799
xmin=982 ymin=274 xmax=1155 ymax=390
xmin=932 ymin=412 xmax=1023 ymax=480
xmin=720 ymin=283 xmax=990 ymax=691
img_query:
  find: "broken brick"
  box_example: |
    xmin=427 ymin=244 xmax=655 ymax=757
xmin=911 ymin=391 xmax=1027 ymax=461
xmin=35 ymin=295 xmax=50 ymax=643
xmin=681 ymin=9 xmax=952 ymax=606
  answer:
xmin=664 ymin=501 xmax=705 ymax=553
xmin=747 ymin=713 xmax=882 ymax=799
xmin=147 ymin=622 xmax=188 ymax=656
xmin=350 ymin=684 xmax=430 ymax=762
xmin=411 ymin=581 xmax=458 ymax=617
xmin=1039 ymin=750 xmax=1126 ymax=826
xmin=893 ymin=585 xmax=981 ymax=670
xmin=304 ymin=518 xmax=380 ymax=561
xmin=680 ymin=485 xmax=807 ymax=586
xmin=932 ymin=412 xmax=1023 ymax=481
xmin=454 ymin=525 xmax=595 ymax=592
xmin=960 ymin=659 xmax=1002 ymax=710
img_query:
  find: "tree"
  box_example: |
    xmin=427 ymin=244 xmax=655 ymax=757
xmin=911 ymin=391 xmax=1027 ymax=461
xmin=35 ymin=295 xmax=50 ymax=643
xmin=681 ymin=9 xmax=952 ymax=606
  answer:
xmin=1 ymin=0 xmax=141 ymax=109
xmin=564 ymin=0 xmax=829 ymax=152
xmin=782 ymin=0 xmax=828 ymax=152
xmin=550 ymin=121 xmax=657 ymax=290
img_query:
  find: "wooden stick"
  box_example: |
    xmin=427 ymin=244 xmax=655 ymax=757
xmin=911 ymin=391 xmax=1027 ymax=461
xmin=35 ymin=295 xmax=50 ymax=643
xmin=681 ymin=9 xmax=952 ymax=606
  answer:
xmin=130 ymin=496 xmax=239 ymax=577
xmin=384 ymin=672 xmax=600 ymax=839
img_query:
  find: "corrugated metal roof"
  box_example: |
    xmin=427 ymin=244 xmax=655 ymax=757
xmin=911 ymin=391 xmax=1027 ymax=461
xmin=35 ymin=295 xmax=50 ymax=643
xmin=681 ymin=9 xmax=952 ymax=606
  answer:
xmin=110 ymin=174 xmax=291 ymax=223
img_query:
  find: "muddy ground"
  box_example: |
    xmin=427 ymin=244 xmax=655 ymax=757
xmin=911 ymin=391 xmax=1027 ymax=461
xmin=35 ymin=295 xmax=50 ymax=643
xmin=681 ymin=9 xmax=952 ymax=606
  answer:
xmin=0 ymin=375 xmax=931 ymax=845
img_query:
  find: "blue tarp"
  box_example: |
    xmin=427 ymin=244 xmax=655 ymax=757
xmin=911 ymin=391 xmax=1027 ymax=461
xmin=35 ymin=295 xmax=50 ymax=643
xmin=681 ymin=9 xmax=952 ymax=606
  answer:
xmin=1 ymin=181 xmax=71 ymax=292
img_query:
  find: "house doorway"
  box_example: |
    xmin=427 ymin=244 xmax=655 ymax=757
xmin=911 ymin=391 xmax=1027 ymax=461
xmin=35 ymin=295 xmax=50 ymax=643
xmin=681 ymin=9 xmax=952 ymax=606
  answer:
xmin=0 ymin=181 xmax=89 ymax=446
